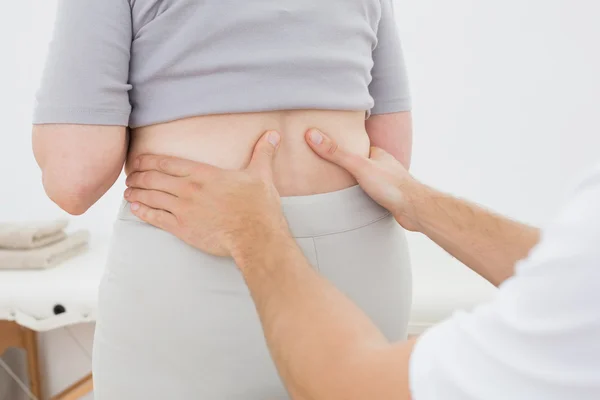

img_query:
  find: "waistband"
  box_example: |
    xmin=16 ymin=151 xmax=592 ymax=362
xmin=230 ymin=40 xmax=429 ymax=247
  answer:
xmin=118 ymin=185 xmax=390 ymax=238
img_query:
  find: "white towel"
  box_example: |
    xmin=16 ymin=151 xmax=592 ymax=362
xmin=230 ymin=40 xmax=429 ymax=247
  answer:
xmin=0 ymin=230 xmax=90 ymax=270
xmin=0 ymin=220 xmax=69 ymax=249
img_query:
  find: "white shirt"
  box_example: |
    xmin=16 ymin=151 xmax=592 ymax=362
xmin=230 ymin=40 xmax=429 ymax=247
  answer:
xmin=409 ymin=164 xmax=600 ymax=400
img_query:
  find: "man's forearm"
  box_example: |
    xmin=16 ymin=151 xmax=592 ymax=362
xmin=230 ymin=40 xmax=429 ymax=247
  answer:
xmin=235 ymin=233 xmax=413 ymax=400
xmin=306 ymin=128 xmax=538 ymax=286
xmin=412 ymin=185 xmax=540 ymax=286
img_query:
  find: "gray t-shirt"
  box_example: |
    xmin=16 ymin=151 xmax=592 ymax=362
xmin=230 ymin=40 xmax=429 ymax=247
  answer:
xmin=33 ymin=0 xmax=411 ymax=128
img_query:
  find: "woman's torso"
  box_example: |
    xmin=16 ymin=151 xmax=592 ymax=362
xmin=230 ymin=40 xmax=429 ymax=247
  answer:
xmin=124 ymin=0 xmax=384 ymax=195
xmin=127 ymin=110 xmax=370 ymax=196
xmin=33 ymin=0 xmax=405 ymax=196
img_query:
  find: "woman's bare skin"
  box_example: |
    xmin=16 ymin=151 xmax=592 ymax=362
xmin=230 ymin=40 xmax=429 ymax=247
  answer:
xmin=33 ymin=109 xmax=411 ymax=213
xmin=127 ymin=110 xmax=369 ymax=196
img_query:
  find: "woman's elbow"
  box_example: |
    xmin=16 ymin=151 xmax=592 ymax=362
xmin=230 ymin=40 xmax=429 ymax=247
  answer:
xmin=41 ymin=172 xmax=97 ymax=215
xmin=40 ymin=162 xmax=121 ymax=215
xmin=32 ymin=124 xmax=128 ymax=215
xmin=39 ymin=159 xmax=123 ymax=215
xmin=48 ymin=194 xmax=90 ymax=216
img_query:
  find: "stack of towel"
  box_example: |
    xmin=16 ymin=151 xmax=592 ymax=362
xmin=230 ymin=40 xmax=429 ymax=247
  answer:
xmin=0 ymin=220 xmax=89 ymax=269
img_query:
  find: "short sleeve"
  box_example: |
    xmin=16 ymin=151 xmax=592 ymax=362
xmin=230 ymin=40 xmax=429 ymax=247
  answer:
xmin=33 ymin=0 xmax=133 ymax=126
xmin=369 ymin=0 xmax=412 ymax=115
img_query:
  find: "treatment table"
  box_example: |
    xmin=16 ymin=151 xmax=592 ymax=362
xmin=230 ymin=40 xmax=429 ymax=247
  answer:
xmin=0 ymin=237 xmax=496 ymax=399
xmin=0 ymin=238 xmax=107 ymax=400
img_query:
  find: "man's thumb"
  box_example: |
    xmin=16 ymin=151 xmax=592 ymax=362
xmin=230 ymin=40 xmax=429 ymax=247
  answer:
xmin=248 ymin=130 xmax=280 ymax=181
xmin=305 ymin=129 xmax=363 ymax=176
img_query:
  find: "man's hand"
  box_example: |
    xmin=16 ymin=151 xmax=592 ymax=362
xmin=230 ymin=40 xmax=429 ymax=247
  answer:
xmin=306 ymin=129 xmax=424 ymax=231
xmin=124 ymin=131 xmax=289 ymax=258
xmin=306 ymin=128 xmax=540 ymax=287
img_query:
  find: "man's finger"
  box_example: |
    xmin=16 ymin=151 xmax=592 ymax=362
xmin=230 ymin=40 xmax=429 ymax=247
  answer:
xmin=247 ymin=130 xmax=280 ymax=182
xmin=305 ymin=129 xmax=368 ymax=176
xmin=130 ymin=202 xmax=178 ymax=232
xmin=126 ymin=170 xmax=185 ymax=196
xmin=125 ymin=188 xmax=179 ymax=214
xmin=134 ymin=154 xmax=216 ymax=178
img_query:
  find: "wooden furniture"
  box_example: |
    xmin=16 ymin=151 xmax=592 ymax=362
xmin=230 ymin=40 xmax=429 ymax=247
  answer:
xmin=0 ymin=320 xmax=42 ymax=399
xmin=0 ymin=240 xmax=107 ymax=399
xmin=50 ymin=373 xmax=93 ymax=400
xmin=0 ymin=320 xmax=93 ymax=399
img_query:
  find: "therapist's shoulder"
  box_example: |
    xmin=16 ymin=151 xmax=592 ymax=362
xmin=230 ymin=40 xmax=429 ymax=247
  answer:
xmin=521 ymin=161 xmax=600 ymax=273
xmin=409 ymin=162 xmax=600 ymax=400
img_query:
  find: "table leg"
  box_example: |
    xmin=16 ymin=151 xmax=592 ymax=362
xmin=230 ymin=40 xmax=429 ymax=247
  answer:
xmin=1 ymin=322 xmax=93 ymax=400
xmin=0 ymin=322 xmax=43 ymax=399
xmin=1 ymin=321 xmax=21 ymax=355
xmin=22 ymin=328 xmax=42 ymax=400
xmin=50 ymin=373 xmax=93 ymax=400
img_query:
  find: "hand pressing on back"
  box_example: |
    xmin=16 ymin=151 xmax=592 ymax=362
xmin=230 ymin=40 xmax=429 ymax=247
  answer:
xmin=125 ymin=131 xmax=289 ymax=259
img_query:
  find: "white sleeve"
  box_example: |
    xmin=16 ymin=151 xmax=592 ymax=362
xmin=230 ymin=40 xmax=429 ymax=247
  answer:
xmin=409 ymin=165 xmax=600 ymax=400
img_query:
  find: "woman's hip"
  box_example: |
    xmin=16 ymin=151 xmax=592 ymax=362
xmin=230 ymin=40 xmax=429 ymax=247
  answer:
xmin=93 ymin=186 xmax=411 ymax=398
xmin=98 ymin=196 xmax=411 ymax=318
xmin=97 ymin=185 xmax=412 ymax=339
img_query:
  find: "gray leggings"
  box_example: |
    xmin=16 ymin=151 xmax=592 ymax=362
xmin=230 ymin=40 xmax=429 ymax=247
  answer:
xmin=92 ymin=186 xmax=412 ymax=399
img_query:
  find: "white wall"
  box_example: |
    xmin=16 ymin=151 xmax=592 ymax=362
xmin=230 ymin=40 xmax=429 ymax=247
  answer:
xmin=1 ymin=0 xmax=599 ymax=398
xmin=399 ymin=0 xmax=600 ymax=287
xmin=0 ymin=0 xmax=125 ymax=235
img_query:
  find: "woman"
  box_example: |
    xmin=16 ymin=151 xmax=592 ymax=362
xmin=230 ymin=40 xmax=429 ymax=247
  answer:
xmin=32 ymin=0 xmax=413 ymax=398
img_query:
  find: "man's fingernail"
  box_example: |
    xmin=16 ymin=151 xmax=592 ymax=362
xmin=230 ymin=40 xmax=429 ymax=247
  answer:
xmin=309 ymin=130 xmax=323 ymax=145
xmin=124 ymin=188 xmax=131 ymax=198
xmin=268 ymin=131 xmax=280 ymax=147
xmin=130 ymin=203 xmax=140 ymax=211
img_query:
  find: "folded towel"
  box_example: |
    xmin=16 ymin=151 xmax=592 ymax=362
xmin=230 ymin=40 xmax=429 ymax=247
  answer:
xmin=0 ymin=219 xmax=69 ymax=249
xmin=0 ymin=230 xmax=90 ymax=270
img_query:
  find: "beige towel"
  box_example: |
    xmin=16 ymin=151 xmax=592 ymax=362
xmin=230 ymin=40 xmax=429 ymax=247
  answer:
xmin=0 ymin=219 xmax=69 ymax=249
xmin=0 ymin=230 xmax=90 ymax=270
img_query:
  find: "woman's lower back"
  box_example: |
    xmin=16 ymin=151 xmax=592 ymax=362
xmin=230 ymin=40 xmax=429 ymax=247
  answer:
xmin=93 ymin=188 xmax=412 ymax=400
xmin=126 ymin=110 xmax=370 ymax=196
xmin=94 ymin=111 xmax=411 ymax=399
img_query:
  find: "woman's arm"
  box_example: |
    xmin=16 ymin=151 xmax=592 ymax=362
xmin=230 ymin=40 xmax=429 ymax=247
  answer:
xmin=367 ymin=0 xmax=413 ymax=168
xmin=32 ymin=0 xmax=133 ymax=214
xmin=32 ymin=125 xmax=127 ymax=215
xmin=366 ymin=112 xmax=412 ymax=169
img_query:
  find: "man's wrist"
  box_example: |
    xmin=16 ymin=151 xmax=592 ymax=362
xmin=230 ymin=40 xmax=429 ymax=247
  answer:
xmin=231 ymin=224 xmax=294 ymax=272
xmin=392 ymin=178 xmax=434 ymax=233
